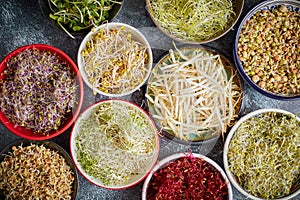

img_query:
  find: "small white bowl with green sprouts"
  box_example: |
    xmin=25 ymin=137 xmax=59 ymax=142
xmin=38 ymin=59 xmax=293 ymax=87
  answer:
xmin=77 ymin=22 xmax=153 ymax=97
xmin=223 ymin=108 xmax=300 ymax=200
xmin=70 ymin=99 xmax=160 ymax=189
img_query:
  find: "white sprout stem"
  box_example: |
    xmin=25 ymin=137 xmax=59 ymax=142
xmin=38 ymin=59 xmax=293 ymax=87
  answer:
xmin=146 ymin=47 xmax=241 ymax=140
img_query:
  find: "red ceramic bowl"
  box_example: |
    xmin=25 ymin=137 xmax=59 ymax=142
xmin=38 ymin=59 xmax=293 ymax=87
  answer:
xmin=0 ymin=44 xmax=84 ymax=140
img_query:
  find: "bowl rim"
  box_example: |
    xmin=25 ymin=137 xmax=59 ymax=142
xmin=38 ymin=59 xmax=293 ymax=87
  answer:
xmin=142 ymin=152 xmax=233 ymax=200
xmin=145 ymin=0 xmax=244 ymax=44
xmin=233 ymin=0 xmax=300 ymax=100
xmin=0 ymin=44 xmax=84 ymax=140
xmin=0 ymin=138 xmax=79 ymax=200
xmin=77 ymin=22 xmax=153 ymax=97
xmin=223 ymin=108 xmax=300 ymax=200
xmin=69 ymin=98 xmax=160 ymax=190
xmin=146 ymin=44 xmax=244 ymax=145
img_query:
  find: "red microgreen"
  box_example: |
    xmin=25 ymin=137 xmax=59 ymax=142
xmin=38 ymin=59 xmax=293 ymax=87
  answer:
xmin=0 ymin=48 xmax=78 ymax=134
xmin=147 ymin=153 xmax=229 ymax=200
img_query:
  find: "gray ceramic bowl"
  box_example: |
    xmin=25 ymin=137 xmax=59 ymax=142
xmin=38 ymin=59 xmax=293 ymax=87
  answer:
xmin=146 ymin=0 xmax=244 ymax=44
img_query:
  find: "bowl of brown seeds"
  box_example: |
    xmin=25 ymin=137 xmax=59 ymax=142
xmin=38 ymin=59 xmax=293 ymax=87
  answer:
xmin=0 ymin=139 xmax=78 ymax=199
xmin=233 ymin=0 xmax=300 ymax=100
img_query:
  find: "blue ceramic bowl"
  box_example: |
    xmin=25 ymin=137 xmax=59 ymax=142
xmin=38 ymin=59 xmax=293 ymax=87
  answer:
xmin=233 ymin=0 xmax=300 ymax=100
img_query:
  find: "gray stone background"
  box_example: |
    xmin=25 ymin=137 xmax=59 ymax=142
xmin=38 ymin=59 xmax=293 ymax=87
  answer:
xmin=0 ymin=0 xmax=299 ymax=199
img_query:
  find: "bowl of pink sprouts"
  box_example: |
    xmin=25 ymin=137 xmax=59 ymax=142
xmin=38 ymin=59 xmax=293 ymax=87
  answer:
xmin=0 ymin=44 xmax=84 ymax=140
xmin=142 ymin=152 xmax=233 ymax=200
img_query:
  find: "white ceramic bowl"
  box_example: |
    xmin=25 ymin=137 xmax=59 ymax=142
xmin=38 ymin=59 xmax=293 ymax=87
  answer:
xmin=223 ymin=108 xmax=300 ymax=200
xmin=77 ymin=22 xmax=153 ymax=97
xmin=70 ymin=99 xmax=159 ymax=190
xmin=142 ymin=152 xmax=233 ymax=200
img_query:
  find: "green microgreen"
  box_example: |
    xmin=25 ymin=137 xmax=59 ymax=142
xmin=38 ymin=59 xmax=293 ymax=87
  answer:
xmin=48 ymin=0 xmax=123 ymax=38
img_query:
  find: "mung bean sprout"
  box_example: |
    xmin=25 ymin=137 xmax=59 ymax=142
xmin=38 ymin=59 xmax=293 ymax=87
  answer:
xmin=146 ymin=47 xmax=242 ymax=141
xmin=81 ymin=26 xmax=149 ymax=95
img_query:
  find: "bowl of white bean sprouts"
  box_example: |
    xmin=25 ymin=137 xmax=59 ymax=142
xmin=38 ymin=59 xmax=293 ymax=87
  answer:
xmin=146 ymin=45 xmax=243 ymax=144
xmin=77 ymin=22 xmax=153 ymax=97
xmin=70 ymin=99 xmax=160 ymax=189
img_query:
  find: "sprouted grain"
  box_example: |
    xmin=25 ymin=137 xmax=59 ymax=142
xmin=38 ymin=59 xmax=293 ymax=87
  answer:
xmin=0 ymin=144 xmax=75 ymax=199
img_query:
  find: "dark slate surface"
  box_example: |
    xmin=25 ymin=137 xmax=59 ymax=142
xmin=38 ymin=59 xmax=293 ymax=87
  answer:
xmin=0 ymin=0 xmax=299 ymax=199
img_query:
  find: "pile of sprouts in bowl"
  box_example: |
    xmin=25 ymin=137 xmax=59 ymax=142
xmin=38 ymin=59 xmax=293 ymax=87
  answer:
xmin=0 ymin=44 xmax=84 ymax=140
xmin=146 ymin=45 xmax=243 ymax=143
xmin=39 ymin=0 xmax=123 ymax=39
xmin=234 ymin=1 xmax=300 ymax=100
xmin=223 ymin=108 xmax=300 ymax=200
xmin=70 ymin=99 xmax=159 ymax=189
xmin=146 ymin=0 xmax=244 ymax=44
xmin=77 ymin=22 xmax=153 ymax=97
xmin=142 ymin=152 xmax=233 ymax=200
xmin=0 ymin=139 xmax=78 ymax=200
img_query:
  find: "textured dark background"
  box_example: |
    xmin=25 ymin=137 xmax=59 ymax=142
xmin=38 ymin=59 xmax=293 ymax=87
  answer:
xmin=0 ymin=0 xmax=299 ymax=199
